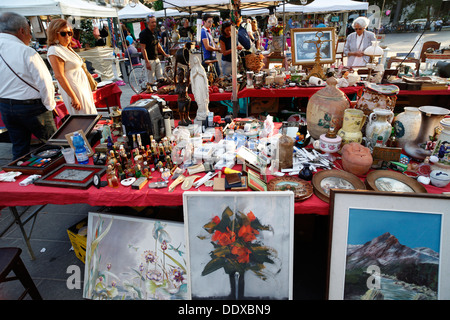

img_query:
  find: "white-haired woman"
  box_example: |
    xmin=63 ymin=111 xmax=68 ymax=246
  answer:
xmin=343 ymin=16 xmax=376 ymax=67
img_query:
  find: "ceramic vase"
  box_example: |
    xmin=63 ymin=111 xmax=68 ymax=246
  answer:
xmin=365 ymin=108 xmax=394 ymax=150
xmin=393 ymin=107 xmax=422 ymax=149
xmin=404 ymin=106 xmax=450 ymax=160
xmin=337 ymin=109 xmax=366 ymax=145
xmin=431 ymin=117 xmax=450 ymax=173
xmin=355 ymin=83 xmax=399 ymax=116
xmin=306 ymin=77 xmax=350 ymax=140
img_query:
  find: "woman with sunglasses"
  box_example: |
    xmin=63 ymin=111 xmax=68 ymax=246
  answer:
xmin=47 ymin=19 xmax=96 ymax=115
xmin=343 ymin=16 xmax=376 ymax=67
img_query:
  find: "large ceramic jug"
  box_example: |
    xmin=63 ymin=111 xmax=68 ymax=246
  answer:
xmin=404 ymin=106 xmax=450 ymax=160
xmin=431 ymin=117 xmax=450 ymax=173
xmin=393 ymin=107 xmax=422 ymax=149
xmin=365 ymin=108 xmax=394 ymax=150
xmin=355 ymin=83 xmax=399 ymax=116
xmin=306 ymin=77 xmax=350 ymax=140
xmin=337 ymin=109 xmax=367 ymax=145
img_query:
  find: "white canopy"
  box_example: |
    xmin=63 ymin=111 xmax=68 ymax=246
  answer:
xmin=118 ymin=2 xmax=154 ymax=20
xmin=242 ymin=3 xmax=305 ymax=16
xmin=0 ymin=0 xmax=118 ymax=18
xmin=302 ymin=0 xmax=368 ymax=14
xmin=153 ymin=9 xmax=191 ymax=18
xmin=163 ymin=0 xmax=280 ymax=12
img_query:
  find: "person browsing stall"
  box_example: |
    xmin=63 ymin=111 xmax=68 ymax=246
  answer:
xmin=139 ymin=14 xmax=170 ymax=84
xmin=201 ymin=14 xmax=221 ymax=76
xmin=219 ymin=21 xmax=243 ymax=76
xmin=47 ymin=19 xmax=97 ymax=115
xmin=125 ymin=40 xmax=140 ymax=66
xmin=343 ymin=16 xmax=376 ymax=67
xmin=0 ymin=12 xmax=57 ymax=160
xmin=178 ymin=18 xmax=194 ymax=42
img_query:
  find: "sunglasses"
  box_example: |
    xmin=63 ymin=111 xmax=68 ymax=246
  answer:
xmin=355 ymin=28 xmax=363 ymax=30
xmin=58 ymin=31 xmax=73 ymax=37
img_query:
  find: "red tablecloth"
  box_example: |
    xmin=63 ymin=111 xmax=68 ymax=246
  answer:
xmin=1 ymin=158 xmax=449 ymax=215
xmin=130 ymin=86 xmax=364 ymax=104
xmin=54 ymin=82 xmax=122 ymax=127
xmin=130 ymin=86 xmax=450 ymax=107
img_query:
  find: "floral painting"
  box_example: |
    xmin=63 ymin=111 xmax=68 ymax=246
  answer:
xmin=183 ymin=191 xmax=294 ymax=300
xmin=83 ymin=213 xmax=188 ymax=300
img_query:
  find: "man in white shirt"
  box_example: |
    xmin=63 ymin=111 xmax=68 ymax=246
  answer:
xmin=0 ymin=12 xmax=56 ymax=160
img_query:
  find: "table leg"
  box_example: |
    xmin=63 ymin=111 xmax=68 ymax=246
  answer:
xmin=7 ymin=205 xmax=47 ymax=260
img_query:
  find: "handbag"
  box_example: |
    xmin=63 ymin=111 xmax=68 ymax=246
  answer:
xmin=81 ymin=62 xmax=97 ymax=91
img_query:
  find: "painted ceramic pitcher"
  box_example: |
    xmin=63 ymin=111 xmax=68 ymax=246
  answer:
xmin=355 ymin=83 xmax=400 ymax=116
xmin=337 ymin=109 xmax=367 ymax=145
xmin=365 ymin=108 xmax=394 ymax=150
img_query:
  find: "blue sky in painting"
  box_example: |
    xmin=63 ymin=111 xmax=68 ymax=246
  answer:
xmin=347 ymin=208 xmax=442 ymax=253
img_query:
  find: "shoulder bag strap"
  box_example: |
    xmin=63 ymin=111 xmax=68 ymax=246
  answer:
xmin=0 ymin=51 xmax=39 ymax=92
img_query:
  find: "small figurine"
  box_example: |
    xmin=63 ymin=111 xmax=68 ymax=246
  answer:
xmin=175 ymin=66 xmax=192 ymax=126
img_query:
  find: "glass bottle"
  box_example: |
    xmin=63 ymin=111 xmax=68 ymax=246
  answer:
xmin=278 ymin=124 xmax=294 ymax=170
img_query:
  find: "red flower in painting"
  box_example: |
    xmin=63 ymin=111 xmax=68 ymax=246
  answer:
xmin=201 ymin=207 xmax=275 ymax=280
xmin=212 ymin=216 xmax=221 ymax=225
xmin=231 ymin=246 xmax=251 ymax=264
xmin=238 ymin=224 xmax=259 ymax=242
xmin=212 ymin=228 xmax=236 ymax=246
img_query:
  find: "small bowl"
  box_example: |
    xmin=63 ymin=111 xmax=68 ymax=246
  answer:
xmin=430 ymin=170 xmax=450 ymax=188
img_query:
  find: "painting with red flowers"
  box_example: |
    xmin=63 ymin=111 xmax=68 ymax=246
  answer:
xmin=183 ymin=191 xmax=294 ymax=300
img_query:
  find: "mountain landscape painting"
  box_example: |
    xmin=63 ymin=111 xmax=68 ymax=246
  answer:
xmin=344 ymin=208 xmax=442 ymax=300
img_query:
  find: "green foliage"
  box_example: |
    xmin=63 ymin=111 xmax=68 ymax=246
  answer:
xmin=80 ymin=19 xmax=96 ymax=48
xmin=152 ymin=0 xmax=164 ymax=11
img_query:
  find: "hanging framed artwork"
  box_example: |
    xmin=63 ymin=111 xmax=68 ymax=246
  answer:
xmin=291 ymin=27 xmax=336 ymax=65
xmin=183 ymin=191 xmax=295 ymax=300
xmin=83 ymin=213 xmax=188 ymax=300
xmin=327 ymin=190 xmax=450 ymax=300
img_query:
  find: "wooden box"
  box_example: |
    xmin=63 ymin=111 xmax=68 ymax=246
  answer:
xmin=250 ymin=97 xmax=279 ymax=115
xmin=1 ymin=114 xmax=101 ymax=175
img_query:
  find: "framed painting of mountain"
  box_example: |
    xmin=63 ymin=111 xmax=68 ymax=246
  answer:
xmin=183 ymin=191 xmax=295 ymax=300
xmin=327 ymin=190 xmax=450 ymax=300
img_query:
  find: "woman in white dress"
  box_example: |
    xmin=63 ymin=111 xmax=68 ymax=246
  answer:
xmin=47 ymin=19 xmax=97 ymax=115
xmin=343 ymin=17 xmax=376 ymax=68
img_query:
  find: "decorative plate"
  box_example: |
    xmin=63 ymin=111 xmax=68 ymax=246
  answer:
xmin=267 ymin=176 xmax=313 ymax=202
xmin=365 ymin=170 xmax=427 ymax=193
xmin=31 ymin=147 xmax=61 ymax=159
xmin=312 ymin=169 xmax=366 ymax=203
xmin=366 ymin=83 xmax=399 ymax=96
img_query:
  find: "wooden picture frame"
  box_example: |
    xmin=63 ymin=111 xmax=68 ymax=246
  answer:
xmin=65 ymin=130 xmax=94 ymax=157
xmin=34 ymin=164 xmax=106 ymax=189
xmin=291 ymin=27 xmax=336 ymax=65
xmin=312 ymin=169 xmax=366 ymax=203
xmin=48 ymin=114 xmax=101 ymax=145
xmin=365 ymin=170 xmax=427 ymax=193
xmin=267 ymin=176 xmax=313 ymax=202
xmin=183 ymin=191 xmax=294 ymax=300
xmin=327 ymin=190 xmax=450 ymax=300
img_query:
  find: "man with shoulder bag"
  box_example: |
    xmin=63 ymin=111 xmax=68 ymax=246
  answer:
xmin=0 ymin=12 xmax=57 ymax=160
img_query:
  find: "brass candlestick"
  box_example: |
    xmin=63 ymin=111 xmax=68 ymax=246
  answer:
xmin=305 ymin=31 xmax=331 ymax=80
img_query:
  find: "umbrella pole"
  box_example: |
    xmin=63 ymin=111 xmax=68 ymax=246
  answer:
xmin=231 ymin=24 xmax=238 ymax=117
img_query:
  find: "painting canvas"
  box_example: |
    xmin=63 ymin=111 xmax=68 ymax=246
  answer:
xmin=83 ymin=213 xmax=188 ymax=300
xmin=291 ymin=27 xmax=336 ymax=65
xmin=328 ymin=191 xmax=450 ymax=300
xmin=183 ymin=191 xmax=294 ymax=300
